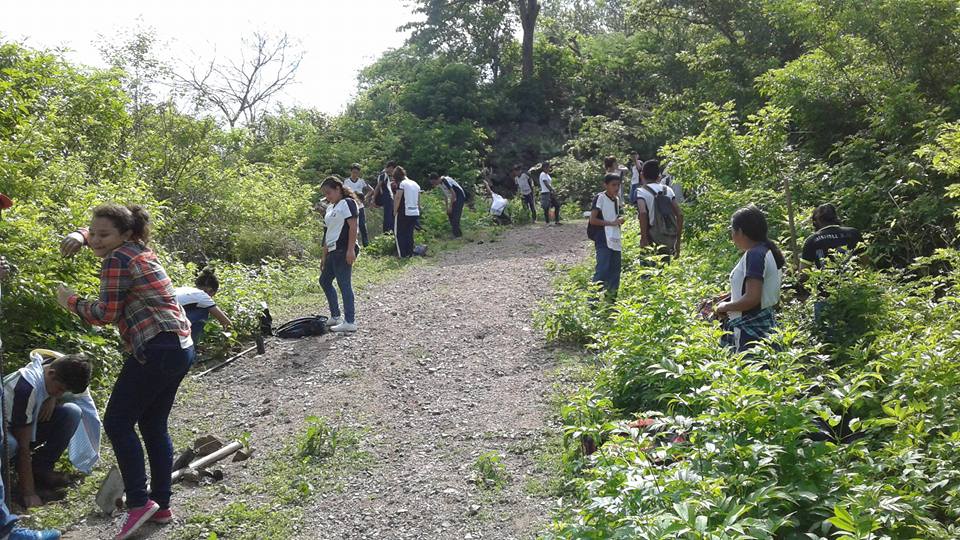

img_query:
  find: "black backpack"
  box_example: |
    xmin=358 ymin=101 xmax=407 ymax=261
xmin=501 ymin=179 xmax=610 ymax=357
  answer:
xmin=275 ymin=316 xmax=329 ymax=339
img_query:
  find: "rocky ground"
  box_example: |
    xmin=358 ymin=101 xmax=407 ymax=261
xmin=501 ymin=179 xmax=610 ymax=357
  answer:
xmin=63 ymin=222 xmax=586 ymax=540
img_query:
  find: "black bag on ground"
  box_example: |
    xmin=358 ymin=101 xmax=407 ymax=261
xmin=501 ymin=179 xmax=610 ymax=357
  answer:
xmin=275 ymin=315 xmax=329 ymax=339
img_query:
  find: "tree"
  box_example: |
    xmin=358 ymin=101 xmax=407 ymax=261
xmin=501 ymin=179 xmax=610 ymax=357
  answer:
xmin=517 ymin=0 xmax=541 ymax=80
xmin=177 ymin=32 xmax=302 ymax=128
xmin=404 ymin=0 xmax=540 ymax=82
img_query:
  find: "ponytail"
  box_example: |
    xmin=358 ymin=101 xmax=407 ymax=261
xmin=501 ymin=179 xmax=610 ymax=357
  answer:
xmin=320 ymin=176 xmax=361 ymax=205
xmin=195 ymin=266 xmax=220 ymax=294
xmin=731 ymin=204 xmax=785 ymax=269
xmin=92 ymin=203 xmax=152 ymax=245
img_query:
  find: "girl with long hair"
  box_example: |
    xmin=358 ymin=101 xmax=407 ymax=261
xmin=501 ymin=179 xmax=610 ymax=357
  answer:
xmin=319 ymin=176 xmax=361 ymax=332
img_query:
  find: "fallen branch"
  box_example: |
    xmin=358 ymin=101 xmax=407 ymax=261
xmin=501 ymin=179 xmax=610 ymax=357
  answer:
xmin=172 ymin=441 xmax=244 ymax=483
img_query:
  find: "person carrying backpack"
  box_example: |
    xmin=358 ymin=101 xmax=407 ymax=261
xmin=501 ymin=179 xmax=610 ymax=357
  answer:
xmin=636 ymin=160 xmax=683 ymax=258
xmin=588 ymin=174 xmax=625 ymax=296
xmin=429 ymin=173 xmax=466 ymax=238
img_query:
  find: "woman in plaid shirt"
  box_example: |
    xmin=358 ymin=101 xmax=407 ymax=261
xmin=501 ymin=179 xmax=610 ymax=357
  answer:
xmin=57 ymin=204 xmax=193 ymax=540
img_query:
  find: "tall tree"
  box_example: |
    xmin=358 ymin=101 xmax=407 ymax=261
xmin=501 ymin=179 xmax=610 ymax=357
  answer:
xmin=517 ymin=0 xmax=541 ymax=80
xmin=404 ymin=0 xmax=541 ymax=81
xmin=176 ymin=32 xmax=302 ymax=128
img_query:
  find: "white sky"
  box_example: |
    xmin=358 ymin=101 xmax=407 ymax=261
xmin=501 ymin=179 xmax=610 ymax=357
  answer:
xmin=1 ymin=0 xmax=416 ymax=115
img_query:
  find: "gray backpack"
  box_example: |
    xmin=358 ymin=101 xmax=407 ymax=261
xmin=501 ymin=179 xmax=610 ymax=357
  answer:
xmin=643 ymin=185 xmax=678 ymax=249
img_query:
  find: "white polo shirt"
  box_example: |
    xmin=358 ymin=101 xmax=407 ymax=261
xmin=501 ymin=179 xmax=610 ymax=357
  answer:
xmin=591 ymin=191 xmax=622 ymax=251
xmin=399 ymin=179 xmax=421 ymax=217
xmin=516 ymin=173 xmax=532 ymax=195
xmin=343 ymin=178 xmax=370 ymax=208
xmin=539 ymin=172 xmax=553 ymax=194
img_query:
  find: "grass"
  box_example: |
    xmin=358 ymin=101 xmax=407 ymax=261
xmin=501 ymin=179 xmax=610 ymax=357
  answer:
xmin=472 ymin=451 xmax=509 ymax=491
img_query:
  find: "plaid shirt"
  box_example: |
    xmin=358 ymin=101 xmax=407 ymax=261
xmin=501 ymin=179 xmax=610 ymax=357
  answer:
xmin=68 ymin=240 xmax=191 ymax=362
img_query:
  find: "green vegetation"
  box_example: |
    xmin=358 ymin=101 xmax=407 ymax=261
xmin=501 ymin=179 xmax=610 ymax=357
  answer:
xmin=472 ymin=451 xmax=510 ymax=491
xmin=538 ymin=104 xmax=960 ymax=538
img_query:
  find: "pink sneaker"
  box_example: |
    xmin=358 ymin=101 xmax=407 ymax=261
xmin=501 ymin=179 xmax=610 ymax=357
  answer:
xmin=115 ymin=500 xmax=159 ymax=539
xmin=150 ymin=508 xmax=174 ymax=524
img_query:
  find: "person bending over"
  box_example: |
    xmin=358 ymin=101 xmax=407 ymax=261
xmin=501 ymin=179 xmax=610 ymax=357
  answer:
xmin=175 ymin=267 xmax=232 ymax=346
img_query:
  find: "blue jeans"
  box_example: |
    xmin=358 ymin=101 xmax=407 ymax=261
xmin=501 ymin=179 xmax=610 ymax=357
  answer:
xmin=103 ymin=333 xmax=193 ymax=509
xmin=593 ymin=242 xmax=622 ymax=295
xmin=319 ymin=250 xmax=355 ymax=324
xmin=6 ymin=403 xmax=83 ymax=473
xmin=449 ymin=196 xmax=465 ymax=238
xmin=184 ymin=305 xmax=210 ymax=345
xmin=628 ymin=184 xmax=638 ymax=204
xmin=358 ymin=208 xmax=369 ymax=246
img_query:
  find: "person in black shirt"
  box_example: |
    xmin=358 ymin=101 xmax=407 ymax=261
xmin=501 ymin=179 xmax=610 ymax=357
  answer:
xmin=800 ymin=204 xmax=862 ymax=270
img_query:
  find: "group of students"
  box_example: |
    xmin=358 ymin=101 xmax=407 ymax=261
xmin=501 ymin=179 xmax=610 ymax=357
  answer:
xmin=587 ymin=157 xmax=861 ymax=353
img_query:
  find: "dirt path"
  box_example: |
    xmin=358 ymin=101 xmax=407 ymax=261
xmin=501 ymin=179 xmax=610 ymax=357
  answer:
xmin=64 ymin=223 xmax=586 ymax=540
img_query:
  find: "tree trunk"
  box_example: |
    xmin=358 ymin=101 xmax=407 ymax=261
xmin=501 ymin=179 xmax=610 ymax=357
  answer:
xmin=517 ymin=0 xmax=540 ymax=80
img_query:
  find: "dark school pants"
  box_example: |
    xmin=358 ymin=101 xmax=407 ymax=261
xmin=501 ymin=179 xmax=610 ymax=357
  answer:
xmin=396 ymin=213 xmax=417 ymax=257
xmin=103 ymin=332 xmax=193 ymax=509
xmin=521 ymin=193 xmax=537 ymax=222
xmin=358 ymin=208 xmax=369 ymax=246
xmin=379 ymin=193 xmax=395 ymax=234
xmin=449 ymin=196 xmax=465 ymax=238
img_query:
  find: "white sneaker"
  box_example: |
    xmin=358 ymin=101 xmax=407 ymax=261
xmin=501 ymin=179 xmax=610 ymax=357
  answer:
xmin=330 ymin=322 xmax=357 ymax=333
xmin=325 ymin=317 xmax=343 ymax=327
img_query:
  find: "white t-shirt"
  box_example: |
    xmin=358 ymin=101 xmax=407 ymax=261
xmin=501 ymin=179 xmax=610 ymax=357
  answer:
xmin=324 ymin=198 xmax=360 ymax=252
xmin=516 ymin=173 xmax=532 ymax=195
xmin=490 ymin=193 xmax=508 ymax=216
xmin=591 ymin=192 xmax=622 ymax=251
xmin=539 ymin=172 xmax=553 ymax=194
xmin=439 ymin=176 xmax=465 ymax=201
xmin=343 ymin=178 xmax=370 ymax=208
xmin=399 ymin=179 xmax=421 ymax=217
xmin=175 ymin=287 xmax=216 ymax=309
xmin=630 ymin=164 xmax=640 ymax=186
xmin=636 ymin=183 xmax=676 ymax=226
xmin=728 ymin=245 xmax=781 ymax=320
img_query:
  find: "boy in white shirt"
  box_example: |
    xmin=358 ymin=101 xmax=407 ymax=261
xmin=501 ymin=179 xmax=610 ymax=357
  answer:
xmin=538 ymin=162 xmax=561 ymax=225
xmin=588 ymin=174 xmax=625 ymax=295
xmin=512 ymin=165 xmax=536 ymax=222
xmin=343 ymin=164 xmax=373 ymax=246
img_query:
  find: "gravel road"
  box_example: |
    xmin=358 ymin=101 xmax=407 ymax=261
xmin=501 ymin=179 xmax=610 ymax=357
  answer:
xmin=63 ymin=222 xmax=586 ymax=540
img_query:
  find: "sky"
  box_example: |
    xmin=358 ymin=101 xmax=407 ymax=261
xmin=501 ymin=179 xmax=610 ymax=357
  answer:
xmin=1 ymin=0 xmax=417 ymax=115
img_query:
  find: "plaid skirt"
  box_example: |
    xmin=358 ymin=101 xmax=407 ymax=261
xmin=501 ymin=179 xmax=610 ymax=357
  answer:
xmin=722 ymin=307 xmax=776 ymax=352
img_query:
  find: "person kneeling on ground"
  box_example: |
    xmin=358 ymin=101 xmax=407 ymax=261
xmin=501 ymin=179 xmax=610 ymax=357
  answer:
xmin=705 ymin=205 xmax=785 ymax=352
xmin=175 ymin=267 xmax=232 ymax=347
xmin=320 ymin=176 xmax=361 ymax=332
xmin=588 ymin=174 xmax=625 ymax=296
xmin=4 ymin=354 xmax=92 ymax=509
